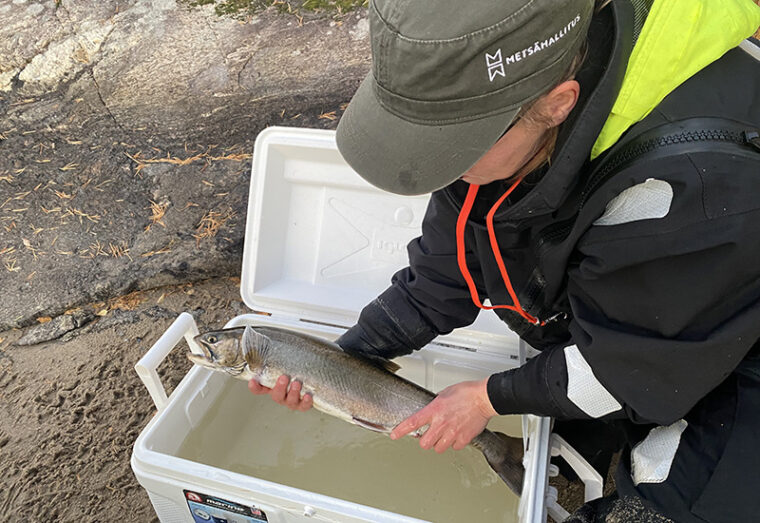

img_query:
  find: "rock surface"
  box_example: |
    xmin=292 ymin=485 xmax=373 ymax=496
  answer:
xmin=2 ymin=0 xmax=370 ymax=142
xmin=0 ymin=0 xmax=371 ymax=331
xmin=15 ymin=309 xmax=95 ymax=346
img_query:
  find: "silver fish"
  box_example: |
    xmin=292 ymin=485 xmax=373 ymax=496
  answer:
xmin=188 ymin=325 xmax=524 ymax=494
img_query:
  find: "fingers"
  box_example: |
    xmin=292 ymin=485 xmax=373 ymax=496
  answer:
xmin=397 ymin=410 xmax=458 ymax=453
xmin=285 ymin=380 xmax=303 ymax=409
xmin=389 ymin=389 xmax=488 ymax=453
xmin=434 ymin=429 xmax=458 ymax=454
xmin=248 ymin=379 xmax=271 ymax=395
xmin=298 ymin=392 xmax=313 ymax=412
xmin=270 ymin=375 xmax=290 ymax=404
xmin=452 ymin=439 xmax=469 ymax=451
xmin=423 ymin=426 xmax=474 ymax=454
xmin=390 ymin=408 xmax=430 ymax=441
xmin=250 ymin=375 xmax=313 ymax=412
xmin=284 ymin=379 xmax=312 ymax=411
xmin=419 ymin=420 xmax=444 ymax=450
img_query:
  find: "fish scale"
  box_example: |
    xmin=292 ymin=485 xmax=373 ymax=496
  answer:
xmin=259 ymin=330 xmax=428 ymax=430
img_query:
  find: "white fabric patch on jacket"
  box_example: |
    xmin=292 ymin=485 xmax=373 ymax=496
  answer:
xmin=564 ymin=345 xmax=623 ymax=418
xmin=632 ymin=419 xmax=689 ymax=486
xmin=593 ymin=178 xmax=673 ymax=226
xmin=740 ymin=39 xmax=760 ymax=62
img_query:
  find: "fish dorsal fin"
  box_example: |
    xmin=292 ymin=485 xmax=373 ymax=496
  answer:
xmin=351 ymin=353 xmax=401 ymax=374
xmin=242 ymin=325 xmax=269 ymax=363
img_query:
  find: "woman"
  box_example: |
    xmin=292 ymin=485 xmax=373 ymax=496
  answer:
xmin=251 ymin=0 xmax=760 ymax=520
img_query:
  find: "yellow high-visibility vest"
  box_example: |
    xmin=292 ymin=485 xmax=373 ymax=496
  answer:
xmin=591 ymin=0 xmax=760 ymax=159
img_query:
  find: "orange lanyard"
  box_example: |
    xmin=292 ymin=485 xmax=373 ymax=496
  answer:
xmin=455 ymin=181 xmax=544 ymax=326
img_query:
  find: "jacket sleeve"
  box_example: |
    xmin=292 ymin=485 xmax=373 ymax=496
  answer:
xmin=488 ymin=161 xmax=760 ymax=425
xmin=337 ymin=190 xmax=481 ymax=359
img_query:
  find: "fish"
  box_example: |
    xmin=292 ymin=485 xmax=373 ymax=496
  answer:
xmin=188 ymin=324 xmax=525 ymax=494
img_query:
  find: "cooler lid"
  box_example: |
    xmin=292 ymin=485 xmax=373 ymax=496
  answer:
xmin=241 ymin=127 xmax=517 ymax=355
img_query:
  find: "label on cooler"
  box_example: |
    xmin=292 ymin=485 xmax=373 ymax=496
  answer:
xmin=184 ymin=490 xmax=268 ymax=523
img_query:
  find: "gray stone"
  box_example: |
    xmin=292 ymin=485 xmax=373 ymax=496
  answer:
xmin=91 ymin=306 xmax=175 ymax=332
xmin=0 ymin=1 xmax=370 ymax=330
xmin=16 ymin=309 xmax=95 ymax=346
xmin=2 ymin=0 xmax=370 ymax=142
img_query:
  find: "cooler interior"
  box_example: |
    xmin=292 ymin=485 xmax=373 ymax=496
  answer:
xmin=136 ymin=316 xmax=527 ymax=523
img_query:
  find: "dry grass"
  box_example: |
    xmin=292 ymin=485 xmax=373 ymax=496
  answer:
xmin=1 ymin=96 xmax=248 ymax=306
xmin=3 ymin=258 xmax=20 ymax=272
xmin=140 ymin=239 xmax=175 ymax=258
xmin=59 ymin=163 xmax=79 ymax=172
xmin=145 ymin=200 xmax=169 ymax=232
xmin=22 ymin=238 xmax=45 ymax=260
xmin=82 ymin=240 xmax=109 ymax=258
xmin=109 ymin=242 xmax=132 ymax=260
xmin=193 ymin=209 xmax=236 ymax=246
xmin=53 ymin=190 xmax=73 ymax=199
xmin=89 ymin=290 xmax=150 ymax=317
xmin=125 ymin=146 xmax=251 ymax=177
xmin=109 ymin=290 xmax=147 ymax=312
xmin=62 ymin=207 xmax=101 ymax=224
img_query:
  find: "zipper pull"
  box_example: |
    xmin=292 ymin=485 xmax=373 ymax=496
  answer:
xmin=744 ymin=130 xmax=760 ymax=152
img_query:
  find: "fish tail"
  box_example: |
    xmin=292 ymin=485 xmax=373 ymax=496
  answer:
xmin=472 ymin=429 xmax=524 ymax=495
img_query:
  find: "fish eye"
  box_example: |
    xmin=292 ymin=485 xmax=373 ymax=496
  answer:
xmin=207 ymin=335 xmax=218 ymax=344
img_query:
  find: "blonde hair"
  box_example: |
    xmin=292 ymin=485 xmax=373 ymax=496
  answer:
xmin=509 ymin=0 xmax=613 ymax=179
xmin=511 ymin=40 xmax=589 ymax=179
xmin=596 ymin=0 xmax=613 ymax=13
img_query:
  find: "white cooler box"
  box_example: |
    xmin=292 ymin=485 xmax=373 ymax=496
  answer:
xmin=131 ymin=128 xmax=603 ymax=523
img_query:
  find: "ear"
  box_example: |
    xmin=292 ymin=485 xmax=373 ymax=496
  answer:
xmin=541 ymin=80 xmax=580 ymax=127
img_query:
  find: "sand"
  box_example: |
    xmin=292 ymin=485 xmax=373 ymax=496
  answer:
xmin=0 ymin=278 xmax=245 ymax=521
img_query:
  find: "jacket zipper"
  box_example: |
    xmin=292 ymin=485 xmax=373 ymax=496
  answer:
xmin=536 ymin=127 xmax=759 ymax=264
xmin=580 ymin=127 xmax=759 ymax=209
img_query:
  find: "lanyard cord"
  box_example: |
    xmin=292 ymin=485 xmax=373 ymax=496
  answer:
xmin=455 ymin=181 xmax=543 ymax=326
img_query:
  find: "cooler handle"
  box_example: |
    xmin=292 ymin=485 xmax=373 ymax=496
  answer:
xmin=546 ymin=433 xmax=604 ymax=521
xmin=134 ymin=312 xmax=202 ymax=412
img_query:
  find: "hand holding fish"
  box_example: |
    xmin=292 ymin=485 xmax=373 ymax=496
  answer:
xmin=248 ymin=375 xmax=313 ymax=412
xmin=390 ymin=378 xmax=497 ymax=454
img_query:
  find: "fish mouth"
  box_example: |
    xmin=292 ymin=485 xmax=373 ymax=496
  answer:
xmin=187 ymin=337 xmax=216 ymax=366
xmin=187 ymin=351 xmax=247 ymax=376
xmin=187 ymin=352 xmax=213 ymax=366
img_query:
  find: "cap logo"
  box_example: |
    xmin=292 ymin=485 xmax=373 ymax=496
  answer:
xmin=486 ymin=49 xmax=506 ymax=82
xmin=485 ymin=14 xmax=582 ymax=83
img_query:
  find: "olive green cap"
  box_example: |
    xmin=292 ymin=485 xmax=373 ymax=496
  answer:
xmin=337 ymin=0 xmax=595 ymax=195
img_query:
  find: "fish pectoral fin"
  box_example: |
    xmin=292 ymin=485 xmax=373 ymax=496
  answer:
xmin=242 ymin=326 xmax=270 ymax=359
xmin=352 ymin=417 xmax=391 ymax=433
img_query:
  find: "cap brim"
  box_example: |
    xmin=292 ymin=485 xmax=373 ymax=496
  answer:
xmin=337 ymin=75 xmax=520 ymax=196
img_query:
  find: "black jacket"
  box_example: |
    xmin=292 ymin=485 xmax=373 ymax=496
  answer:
xmin=338 ymin=5 xmax=760 ymax=426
